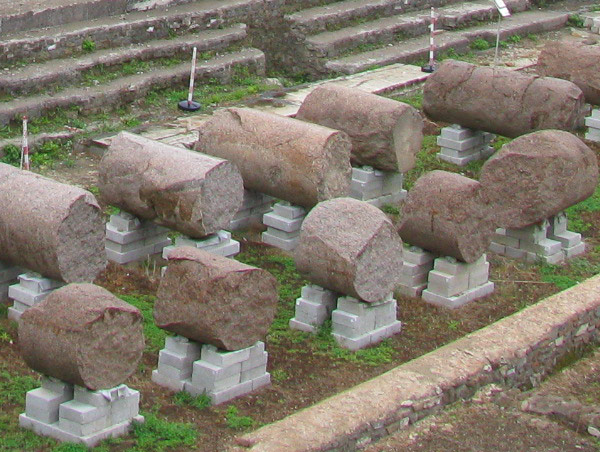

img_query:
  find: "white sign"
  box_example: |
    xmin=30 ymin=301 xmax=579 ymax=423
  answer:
xmin=493 ymin=0 xmax=511 ymax=17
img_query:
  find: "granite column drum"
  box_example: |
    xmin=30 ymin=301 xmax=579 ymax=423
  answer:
xmin=296 ymin=84 xmax=423 ymax=173
xmin=0 ymin=163 xmax=105 ymax=283
xmin=294 ymin=197 xmax=403 ymax=302
xmin=19 ymin=284 xmax=145 ymax=391
xmin=195 ymin=107 xmax=352 ymax=208
xmin=423 ymin=60 xmax=586 ymax=138
xmin=99 ymin=132 xmax=244 ymax=238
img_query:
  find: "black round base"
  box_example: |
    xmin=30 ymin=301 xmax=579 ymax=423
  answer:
xmin=421 ymin=64 xmax=436 ymax=73
xmin=178 ymin=100 xmax=202 ymax=112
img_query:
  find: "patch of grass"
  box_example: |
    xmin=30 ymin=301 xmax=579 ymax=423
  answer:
xmin=0 ymin=369 xmax=38 ymax=406
xmin=403 ymin=135 xmax=455 ymax=190
xmin=119 ymin=294 xmax=167 ymax=353
xmin=82 ymin=38 xmax=96 ymax=53
xmin=567 ymin=14 xmax=585 ymax=28
xmin=131 ymin=412 xmax=197 ymax=451
xmin=381 ymin=204 xmax=400 ymax=215
xmin=30 ymin=140 xmax=72 ymax=168
xmin=506 ymin=34 xmax=521 ymax=44
xmin=271 ymin=368 xmax=290 ymax=383
xmin=173 ymin=391 xmax=212 ymax=410
xmin=538 ymin=257 xmax=600 ymax=291
xmin=470 ymin=38 xmax=492 ymax=51
xmin=566 ymin=184 xmax=600 ymax=233
xmin=492 ymin=135 xmax=511 ymax=151
xmin=526 ymin=33 xmax=538 ymax=42
xmin=225 ymin=405 xmax=255 ymax=430
xmin=398 ymin=92 xmax=423 ymax=110
xmin=0 ymin=144 xmax=21 ymax=166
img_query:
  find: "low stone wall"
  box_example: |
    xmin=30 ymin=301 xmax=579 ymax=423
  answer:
xmin=232 ymin=275 xmax=600 ymax=451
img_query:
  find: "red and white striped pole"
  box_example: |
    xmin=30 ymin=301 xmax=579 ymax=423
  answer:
xmin=422 ymin=7 xmax=437 ymax=73
xmin=21 ymin=116 xmax=29 ymax=171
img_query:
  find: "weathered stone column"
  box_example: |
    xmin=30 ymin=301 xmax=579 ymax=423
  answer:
xmin=296 ymin=84 xmax=423 ymax=172
xmin=0 ymin=163 xmax=105 ymax=283
xmin=423 ymin=60 xmax=586 ymax=137
xmin=195 ymin=108 xmax=352 ymax=208
xmin=99 ymin=131 xmax=244 ymax=238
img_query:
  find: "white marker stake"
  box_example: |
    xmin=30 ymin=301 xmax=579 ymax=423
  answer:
xmin=429 ymin=7 xmax=437 ymax=68
xmin=188 ymin=47 xmax=197 ymax=106
xmin=493 ymin=0 xmax=511 ymax=67
xmin=21 ymin=116 xmax=29 ymax=171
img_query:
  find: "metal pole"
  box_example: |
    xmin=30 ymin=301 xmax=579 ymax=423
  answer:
xmin=494 ymin=15 xmax=501 ymax=67
xmin=21 ymin=116 xmax=29 ymax=171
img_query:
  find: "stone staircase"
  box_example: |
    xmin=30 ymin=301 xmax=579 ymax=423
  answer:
xmin=278 ymin=0 xmax=570 ymax=76
xmin=0 ymin=0 xmax=275 ymax=125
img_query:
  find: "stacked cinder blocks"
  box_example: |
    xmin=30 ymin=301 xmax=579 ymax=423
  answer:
xmin=437 ymin=125 xmax=495 ymax=166
xmin=422 ymin=255 xmax=494 ymax=308
xmin=585 ymin=109 xmax=600 ymax=143
xmin=350 ymin=166 xmax=406 ymax=208
xmin=185 ymin=342 xmax=270 ymax=405
xmin=490 ymin=214 xmax=583 ymax=264
xmin=105 ymin=211 xmax=171 ymax=264
xmin=0 ymin=261 xmax=21 ymax=303
xmin=7 ymin=273 xmax=64 ymax=321
xmin=396 ymin=245 xmax=434 ymax=298
xmin=289 ymin=285 xmax=338 ymax=333
xmin=163 ymin=230 xmax=240 ymax=259
xmin=331 ymin=294 xmax=402 ymax=351
xmin=262 ymin=202 xmax=306 ymax=251
xmin=153 ymin=336 xmax=270 ymax=405
xmin=152 ymin=336 xmax=201 ymax=392
xmin=583 ymin=13 xmax=600 ymax=34
xmin=20 ymin=377 xmax=143 ymax=447
xmin=230 ymin=190 xmax=274 ymax=231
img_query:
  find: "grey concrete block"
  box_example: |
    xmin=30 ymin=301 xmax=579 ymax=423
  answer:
xmin=153 ymin=362 xmax=192 ymax=381
xmin=108 ymin=212 xmax=141 ymax=232
xmin=105 ymin=222 xmax=167 ymax=245
xmin=272 ymin=202 xmax=306 ymax=219
xmin=264 ymin=227 xmax=301 ymax=240
xmin=395 ymin=283 xmax=427 ymax=298
xmin=250 ymin=373 xmax=271 ymax=391
xmin=564 ymin=242 xmax=586 ymax=259
xmin=422 ymin=281 xmax=495 ymax=309
xmin=505 ymin=246 xmax=527 ymax=259
xmin=437 ymin=146 xmax=481 ymax=159
xmin=372 ymin=300 xmax=398 ymax=329
xmin=592 ymin=109 xmax=600 ymax=120
xmin=262 ymin=230 xmax=299 ymax=251
xmin=262 ymin=212 xmax=304 ymax=232
xmin=370 ymin=320 xmax=402 ymax=345
xmin=586 ymin=128 xmax=600 ymax=142
xmin=165 ymin=336 xmax=202 ymax=357
xmin=241 ymin=365 xmax=267 ymax=382
xmin=17 ymin=273 xmax=63 ymax=293
xmin=332 ymin=309 xmax=375 ymax=338
xmin=301 ymin=285 xmax=337 ymax=305
xmin=397 ymin=271 xmax=429 ymax=286
xmin=201 ymin=344 xmax=250 ymax=367
xmin=492 ymin=232 xmax=520 ymax=248
xmin=294 ymin=298 xmax=330 ymax=326
xmin=59 ymin=416 xmax=108 ymax=437
xmin=110 ymin=389 xmax=140 ymax=424
xmin=191 ymin=361 xmax=242 ymax=392
xmin=332 ymin=332 xmax=372 ymax=351
xmin=289 ymin=318 xmax=318 ymax=333
xmin=585 ymin=117 xmax=600 ymax=129
xmin=7 ymin=302 xmax=28 ymax=321
xmin=437 ymin=134 xmax=484 ymax=151
xmin=8 ymin=284 xmax=53 ymax=307
xmin=549 ymin=230 xmax=581 ymax=248
xmin=427 ymin=270 xmax=470 ymax=298
xmin=241 ymin=350 xmax=268 ymax=372
xmin=158 ymin=349 xmax=197 ymax=371
xmin=352 ymin=167 xmax=379 ymax=183
xmin=402 ymin=245 xmax=434 ymax=266
xmin=106 ymin=244 xmax=159 ymax=265
xmin=519 ymin=238 xmax=562 ymax=256
xmin=469 ymin=263 xmax=490 ymax=289
xmin=41 ymin=377 xmax=73 ymax=396
xmin=440 ymin=125 xmax=474 ymax=141
xmin=151 ymin=369 xmax=187 ymax=392
xmin=548 ymin=212 xmax=568 ymax=235
xmin=489 ymin=242 xmax=506 ymax=255
xmin=59 ymin=400 xmax=108 ymax=425
xmin=381 ymin=172 xmax=403 ymax=196
xmin=26 ymin=386 xmax=74 ymax=424
xmin=200 ymin=240 xmax=240 ymax=257
xmin=401 ymin=262 xmax=431 ymax=277
xmin=206 ymin=380 xmax=254 ymax=405
xmin=437 ymin=150 xmax=483 ymax=166
xmin=505 ymin=222 xmax=548 ymax=242
xmin=336 ymin=296 xmax=368 ymax=315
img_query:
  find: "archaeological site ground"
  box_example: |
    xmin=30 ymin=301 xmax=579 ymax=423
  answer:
xmin=1 ymin=0 xmax=600 ymax=451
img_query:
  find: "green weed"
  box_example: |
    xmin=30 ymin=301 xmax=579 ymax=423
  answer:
xmin=225 ymin=405 xmax=255 ymax=430
xmin=0 ymin=144 xmax=21 ymax=166
xmin=506 ymin=35 xmax=521 ymax=44
xmin=567 ymin=14 xmax=585 ymax=28
xmin=270 ymin=368 xmax=290 ymax=383
xmin=119 ymin=294 xmax=167 ymax=353
xmin=566 ymin=184 xmax=600 ymax=233
xmin=173 ymin=391 xmax=212 ymax=410
xmin=131 ymin=412 xmax=197 ymax=451
xmin=82 ymin=39 xmax=96 ymax=53
xmin=381 ymin=205 xmax=400 ymax=215
xmin=470 ymin=38 xmax=491 ymax=51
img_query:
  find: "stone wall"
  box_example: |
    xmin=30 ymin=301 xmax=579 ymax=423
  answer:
xmin=233 ymin=275 xmax=600 ymax=451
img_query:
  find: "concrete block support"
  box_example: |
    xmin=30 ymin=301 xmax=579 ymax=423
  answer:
xmin=262 ymin=202 xmax=306 ymax=251
xmin=436 ymin=125 xmax=495 ymax=166
xmin=151 ymin=336 xmax=201 ymax=392
xmin=422 ymin=254 xmax=494 ymax=309
xmin=20 ymin=377 xmax=143 ymax=447
xmin=331 ymin=295 xmax=401 ymax=351
xmin=229 ymin=190 xmax=274 ymax=231
xmin=585 ymin=109 xmax=600 ymax=143
xmin=7 ymin=273 xmax=63 ymax=322
xmin=289 ymin=285 xmax=338 ymax=333
xmin=162 ymin=230 xmax=240 ymax=259
xmin=396 ymin=245 xmax=435 ymax=298
xmin=105 ymin=211 xmax=171 ymax=264
xmin=0 ymin=260 xmax=22 ymax=304
xmin=490 ymin=213 xmax=584 ymax=264
xmin=349 ymin=166 xmax=406 ymax=208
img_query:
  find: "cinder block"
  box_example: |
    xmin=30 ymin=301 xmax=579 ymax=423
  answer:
xmin=423 ymin=281 xmax=494 ymax=309
xmin=200 ymin=240 xmax=240 ymax=257
xmin=294 ymin=298 xmax=330 ymax=325
xmin=440 ymin=125 xmax=474 ymax=141
xmin=433 ymin=257 xmax=468 ymax=276
xmin=437 ymin=146 xmax=481 ymax=159
xmin=26 ymin=387 xmax=74 ymax=424
xmin=164 ymin=336 xmax=202 ymax=357
xmin=402 ymin=245 xmax=434 ymax=265
xmin=300 ymin=285 xmax=337 ymax=305
xmin=437 ymin=134 xmax=484 ymax=151
xmin=158 ymin=349 xmax=198 ymax=370
xmin=468 ymin=263 xmax=490 ymax=289
xmin=395 ymin=283 xmax=427 ymax=298
xmin=427 ymin=270 xmax=469 ymax=298
xmin=262 ymin=212 xmax=304 ymax=232
xmin=335 ymin=296 xmax=368 ymax=315
xmin=352 ymin=166 xmax=379 ymax=183
xmin=8 ymin=284 xmax=53 ymax=307
xmin=397 ymin=271 xmax=429 ymax=286
xmin=41 ymin=377 xmax=73 ymax=395
xmin=59 ymin=400 xmax=108 ymax=425
xmin=241 ymin=365 xmax=267 ymax=382
xmin=586 ymin=128 xmax=600 ymax=142
xmin=110 ymin=389 xmax=140 ymax=424
xmin=109 ymin=212 xmax=141 ymax=232
xmin=505 ymin=246 xmax=526 ymax=259
xmin=519 ymin=238 xmax=562 ymax=256
xmin=381 ymin=172 xmax=403 ymax=195
xmin=154 ymin=362 xmax=192 ymax=381
xmin=17 ymin=273 xmax=63 ymax=293
xmin=58 ymin=416 xmax=108 ymax=437
xmin=204 ymin=380 xmax=254 ymax=405
xmin=261 ymin=230 xmax=299 ymax=251
xmin=241 ymin=350 xmax=268 ymax=372
xmin=201 ymin=344 xmax=250 ymax=367
xmin=372 ymin=299 xmax=398 ymax=328
xmin=505 ymin=222 xmax=548 ymax=242
xmin=370 ymin=321 xmax=402 ymax=344
xmin=564 ymin=242 xmax=586 ymax=259
xmin=437 ymin=150 xmax=483 ymax=166
xmin=250 ymin=373 xmax=271 ymax=391
xmin=549 ymin=230 xmax=581 ymax=248
xmin=585 ymin=116 xmax=600 ymax=129
xmin=272 ymin=202 xmax=305 ymax=219
xmin=401 ymin=262 xmax=431 ymax=276
xmin=263 ymin=227 xmax=300 ymax=240
xmin=289 ymin=318 xmax=318 ymax=333
xmin=331 ymin=332 xmax=371 ymax=351
xmin=492 ymin=232 xmax=519 ymax=248
xmin=332 ymin=309 xmax=375 ymax=338
xmin=489 ymin=242 xmax=506 ymax=255
xmin=151 ymin=369 xmax=187 ymax=392
xmin=548 ymin=212 xmax=568 ymax=235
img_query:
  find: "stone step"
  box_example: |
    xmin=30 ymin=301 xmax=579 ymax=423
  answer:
xmin=0 ymin=24 xmax=247 ymax=97
xmin=286 ymin=0 xmax=478 ymax=36
xmin=0 ymin=0 xmax=272 ymax=65
xmin=306 ymin=0 xmax=527 ymax=58
xmin=0 ymin=48 xmax=265 ymax=126
xmin=0 ymin=0 xmax=129 ymax=36
xmin=326 ymin=9 xmax=568 ymax=74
